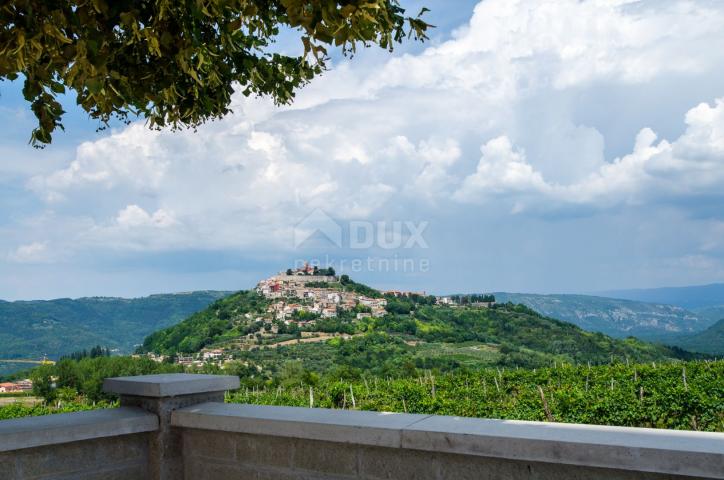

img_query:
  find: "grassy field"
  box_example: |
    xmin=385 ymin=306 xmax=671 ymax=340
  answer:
xmin=412 ymin=342 xmax=501 ymax=367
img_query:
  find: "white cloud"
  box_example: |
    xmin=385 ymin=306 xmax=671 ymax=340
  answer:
xmin=27 ymin=125 xmax=169 ymax=201
xmin=454 ymin=97 xmax=724 ymax=213
xmin=15 ymin=0 xmax=724 ymax=261
xmin=7 ymin=242 xmax=50 ymax=263
xmin=454 ymin=136 xmax=549 ymax=207
xmin=116 ymin=205 xmax=178 ymax=229
xmin=365 ymin=0 xmax=724 ymax=98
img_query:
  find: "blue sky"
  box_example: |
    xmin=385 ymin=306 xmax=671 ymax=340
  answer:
xmin=3 ymin=0 xmax=724 ymax=300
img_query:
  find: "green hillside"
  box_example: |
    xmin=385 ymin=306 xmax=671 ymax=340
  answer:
xmin=0 ymin=291 xmax=231 ymax=362
xmin=140 ymin=291 xmax=268 ymax=354
xmin=140 ymin=287 xmax=697 ymax=379
xmin=668 ymin=319 xmax=724 ymax=355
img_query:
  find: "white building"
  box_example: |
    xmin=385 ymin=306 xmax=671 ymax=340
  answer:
xmin=202 ymin=349 xmax=224 ymax=361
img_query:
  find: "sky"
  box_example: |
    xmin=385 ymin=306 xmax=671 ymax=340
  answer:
xmin=3 ymin=0 xmax=724 ymax=300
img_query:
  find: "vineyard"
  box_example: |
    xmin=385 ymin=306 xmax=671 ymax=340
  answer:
xmin=0 ymin=400 xmax=110 ymax=421
xmin=228 ymin=359 xmax=724 ymax=432
xmin=2 ymin=359 xmax=721 ymax=431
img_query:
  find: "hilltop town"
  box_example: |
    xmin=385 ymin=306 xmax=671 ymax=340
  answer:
xmin=140 ymin=263 xmax=495 ymax=368
xmin=256 ymin=264 xmax=388 ymax=322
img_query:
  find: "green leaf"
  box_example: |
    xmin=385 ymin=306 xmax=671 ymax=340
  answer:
xmin=1 ymin=0 xmax=432 ymax=146
xmin=49 ymin=82 xmax=66 ymax=94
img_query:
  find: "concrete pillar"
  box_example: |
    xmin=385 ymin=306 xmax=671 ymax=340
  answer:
xmin=103 ymin=373 xmax=240 ymax=480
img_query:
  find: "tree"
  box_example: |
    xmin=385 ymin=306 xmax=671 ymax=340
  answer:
xmin=30 ymin=364 xmax=56 ymax=402
xmin=1 ymin=1 xmax=431 ymax=146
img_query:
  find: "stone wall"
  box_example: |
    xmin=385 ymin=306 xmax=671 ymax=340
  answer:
xmin=182 ymin=429 xmax=702 ymax=480
xmin=0 ymin=405 xmax=158 ymax=480
xmin=0 ymin=434 xmax=150 ymax=480
xmin=172 ymin=402 xmax=724 ymax=480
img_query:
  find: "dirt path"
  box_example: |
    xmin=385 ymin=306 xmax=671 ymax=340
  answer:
xmin=0 ymin=396 xmax=41 ymax=407
xmin=260 ymin=332 xmax=363 ymax=349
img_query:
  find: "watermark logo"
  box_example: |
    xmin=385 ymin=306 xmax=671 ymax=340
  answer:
xmin=293 ymin=209 xmax=343 ymax=249
xmin=293 ymin=209 xmax=431 ymax=274
xmin=293 ymin=209 xmax=429 ymax=250
xmin=295 ymin=255 xmax=430 ymax=274
xmin=349 ymin=221 xmax=428 ymax=249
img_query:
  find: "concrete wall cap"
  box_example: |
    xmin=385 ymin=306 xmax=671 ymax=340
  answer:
xmin=172 ymin=402 xmax=431 ymax=448
xmin=0 ymin=407 xmax=158 ymax=452
xmin=171 ymin=402 xmax=724 ymax=478
xmin=103 ymin=373 xmax=240 ymax=397
xmin=403 ymin=415 xmax=724 ymax=453
xmin=402 ymin=415 xmax=724 ymax=478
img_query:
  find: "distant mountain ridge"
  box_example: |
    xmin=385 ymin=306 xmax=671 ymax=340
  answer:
xmin=599 ymin=283 xmax=724 ymax=310
xmin=493 ymin=292 xmax=714 ymax=339
xmin=0 ymin=291 xmax=232 ymax=363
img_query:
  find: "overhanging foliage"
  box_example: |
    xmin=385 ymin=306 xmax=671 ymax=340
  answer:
xmin=0 ymin=0 xmax=431 ymax=146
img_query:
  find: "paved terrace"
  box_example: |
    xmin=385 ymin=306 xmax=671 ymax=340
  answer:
xmin=0 ymin=374 xmax=722 ymax=479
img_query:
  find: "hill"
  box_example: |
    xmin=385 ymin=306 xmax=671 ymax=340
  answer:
xmin=599 ymin=283 xmax=724 ymax=310
xmin=140 ymin=290 xmax=268 ymax=355
xmin=664 ymin=319 xmax=724 ymax=355
xmin=140 ymin=279 xmax=697 ymax=380
xmin=0 ymin=291 xmax=231 ymax=363
xmin=493 ymin=292 xmax=713 ymax=339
